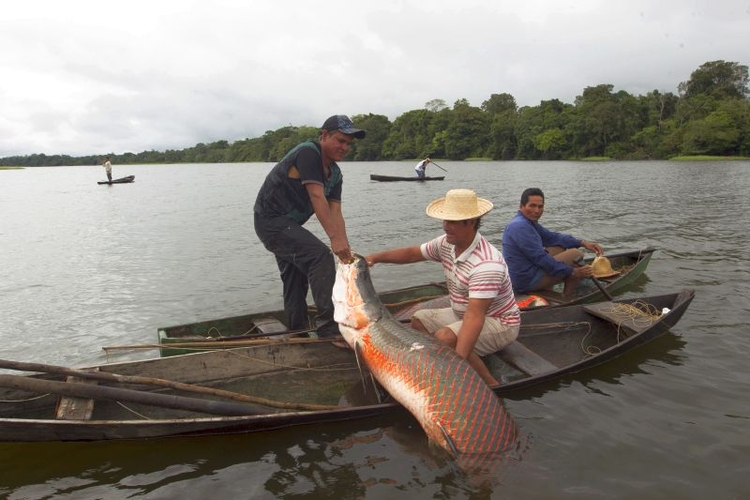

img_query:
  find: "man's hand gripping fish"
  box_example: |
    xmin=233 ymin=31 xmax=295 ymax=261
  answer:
xmin=333 ymin=254 xmax=517 ymax=460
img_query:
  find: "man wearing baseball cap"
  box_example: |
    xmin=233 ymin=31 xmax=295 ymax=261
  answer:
xmin=254 ymin=115 xmax=365 ymax=341
xmin=364 ymin=189 xmax=519 ymax=386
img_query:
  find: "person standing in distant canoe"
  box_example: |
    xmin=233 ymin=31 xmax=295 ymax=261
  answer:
xmin=102 ymin=156 xmax=112 ymax=182
xmin=254 ymin=115 xmax=365 ymax=344
xmin=414 ymin=157 xmax=430 ymax=179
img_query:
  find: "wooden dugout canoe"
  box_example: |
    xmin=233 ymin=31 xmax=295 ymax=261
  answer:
xmin=155 ymin=248 xmax=655 ymax=357
xmin=0 ymin=289 xmax=694 ymax=442
xmin=98 ymin=175 xmax=135 ymax=185
xmin=370 ymin=174 xmax=445 ymax=182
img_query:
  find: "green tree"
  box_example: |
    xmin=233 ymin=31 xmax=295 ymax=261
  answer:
xmin=443 ymin=99 xmax=491 ymax=159
xmin=515 ymin=99 xmax=573 ymax=159
xmin=481 ymin=93 xmax=517 ymax=115
xmin=533 ymin=128 xmax=567 ymax=159
xmin=679 ymin=60 xmax=749 ymax=100
xmin=382 ymin=109 xmax=435 ymax=159
xmin=482 ymin=93 xmax=518 ymax=159
xmin=679 ymin=99 xmax=748 ymax=155
xmin=6 ymin=59 xmax=750 ymax=166
xmin=639 ymin=90 xmax=679 ymax=128
xmin=425 ymin=99 xmax=448 ymax=112
xmin=349 ymin=113 xmax=391 ymax=161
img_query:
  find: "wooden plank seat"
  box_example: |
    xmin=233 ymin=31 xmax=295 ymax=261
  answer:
xmin=55 ymin=375 xmax=97 ymax=420
xmin=497 ymin=341 xmax=558 ymax=376
xmin=252 ymin=317 xmax=288 ymax=335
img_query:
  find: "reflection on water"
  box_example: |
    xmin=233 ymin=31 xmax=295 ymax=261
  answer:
xmin=0 ymin=416 xmax=529 ymax=499
xmin=1 ymin=161 xmax=749 ymax=497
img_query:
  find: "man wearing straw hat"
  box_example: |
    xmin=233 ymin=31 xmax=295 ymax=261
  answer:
xmin=502 ymin=187 xmax=604 ymax=297
xmin=365 ymin=189 xmax=519 ymax=386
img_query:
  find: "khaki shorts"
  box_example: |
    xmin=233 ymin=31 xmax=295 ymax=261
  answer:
xmin=411 ymin=307 xmax=519 ymax=356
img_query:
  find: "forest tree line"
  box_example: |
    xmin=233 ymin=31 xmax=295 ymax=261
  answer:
xmin=2 ymin=60 xmax=748 ymax=167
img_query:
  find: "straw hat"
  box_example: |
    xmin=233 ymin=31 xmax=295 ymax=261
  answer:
xmin=591 ymin=256 xmax=620 ymax=279
xmin=425 ymin=189 xmax=493 ymax=221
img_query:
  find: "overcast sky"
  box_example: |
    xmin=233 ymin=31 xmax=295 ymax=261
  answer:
xmin=1 ymin=0 xmax=748 ymax=157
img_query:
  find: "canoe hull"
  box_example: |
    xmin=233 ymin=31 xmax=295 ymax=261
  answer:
xmin=513 ymin=247 xmax=655 ymax=307
xmin=98 ymin=175 xmax=135 ymax=185
xmin=0 ymin=289 xmax=694 ymax=441
xmin=370 ymin=174 xmax=445 ymax=182
xmin=155 ymin=248 xmax=656 ymax=356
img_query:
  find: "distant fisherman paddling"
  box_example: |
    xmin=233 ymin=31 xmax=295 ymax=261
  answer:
xmin=102 ymin=156 xmax=112 ymax=182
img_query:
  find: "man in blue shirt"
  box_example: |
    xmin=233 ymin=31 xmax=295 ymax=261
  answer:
xmin=254 ymin=115 xmax=365 ymax=340
xmin=501 ymin=187 xmax=603 ymax=297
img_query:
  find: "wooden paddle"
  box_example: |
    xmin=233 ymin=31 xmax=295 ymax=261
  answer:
xmin=574 ymin=256 xmax=614 ymax=301
xmin=429 ymin=161 xmax=448 ymax=172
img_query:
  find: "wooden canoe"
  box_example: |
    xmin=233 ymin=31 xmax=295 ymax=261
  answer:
xmin=504 ymin=247 xmax=655 ymax=308
xmin=0 ymin=289 xmax=694 ymax=442
xmin=98 ymin=175 xmax=135 ymax=185
xmin=154 ymin=248 xmax=655 ymax=357
xmin=370 ymin=174 xmax=445 ymax=182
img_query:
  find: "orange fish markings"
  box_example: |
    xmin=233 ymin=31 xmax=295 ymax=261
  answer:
xmin=333 ymin=254 xmax=517 ymax=461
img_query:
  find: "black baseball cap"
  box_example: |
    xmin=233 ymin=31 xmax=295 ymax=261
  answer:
xmin=322 ymin=115 xmax=366 ymax=139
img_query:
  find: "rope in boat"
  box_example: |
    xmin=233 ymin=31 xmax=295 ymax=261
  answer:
xmin=581 ymin=300 xmax=662 ymax=356
xmin=0 ymin=392 xmax=52 ymax=403
xmin=116 ymin=400 xmax=152 ymax=420
xmin=610 ymin=300 xmax=663 ymax=328
xmin=223 ymin=348 xmax=358 ymax=373
xmin=203 ymin=324 xmax=315 ymax=339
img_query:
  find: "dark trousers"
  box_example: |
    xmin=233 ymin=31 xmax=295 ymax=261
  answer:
xmin=253 ymin=213 xmax=340 ymax=337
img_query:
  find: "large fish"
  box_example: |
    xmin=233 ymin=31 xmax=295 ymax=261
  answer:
xmin=333 ymin=254 xmax=517 ymax=463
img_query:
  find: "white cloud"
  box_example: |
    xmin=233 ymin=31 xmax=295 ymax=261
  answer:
xmin=1 ymin=0 xmax=748 ymax=156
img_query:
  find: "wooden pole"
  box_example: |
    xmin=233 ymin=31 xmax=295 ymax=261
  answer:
xmin=0 ymin=358 xmax=340 ymax=412
xmin=574 ymin=257 xmax=614 ymax=301
xmin=0 ymin=374 xmax=268 ymax=417
xmin=430 ymin=161 xmax=448 ymax=172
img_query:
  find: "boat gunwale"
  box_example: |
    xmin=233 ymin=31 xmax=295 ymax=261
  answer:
xmin=0 ymin=288 xmax=694 ymax=442
xmin=157 ymin=248 xmax=657 ymax=348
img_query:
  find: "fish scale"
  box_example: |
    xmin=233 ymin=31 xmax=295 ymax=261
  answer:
xmin=333 ymin=255 xmax=517 ymax=460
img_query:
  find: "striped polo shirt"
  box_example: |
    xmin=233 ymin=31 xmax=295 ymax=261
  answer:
xmin=421 ymin=231 xmax=520 ymax=326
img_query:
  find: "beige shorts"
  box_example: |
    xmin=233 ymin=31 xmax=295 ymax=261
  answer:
xmin=411 ymin=307 xmax=519 ymax=356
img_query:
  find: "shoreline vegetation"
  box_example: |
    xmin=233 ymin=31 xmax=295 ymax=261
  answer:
xmin=1 ymin=60 xmax=748 ymax=168
xmin=3 ymin=156 xmax=750 ymax=170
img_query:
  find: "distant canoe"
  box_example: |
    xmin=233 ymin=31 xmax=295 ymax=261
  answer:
xmin=98 ymin=175 xmax=135 ymax=185
xmin=370 ymin=174 xmax=445 ymax=182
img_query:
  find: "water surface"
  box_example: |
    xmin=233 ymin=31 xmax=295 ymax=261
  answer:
xmin=1 ymin=161 xmax=748 ymax=498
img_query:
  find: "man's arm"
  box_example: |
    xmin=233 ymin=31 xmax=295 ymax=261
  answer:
xmin=365 ymin=246 xmax=425 ymax=266
xmin=580 ymin=240 xmax=604 ymax=255
xmin=305 ymin=183 xmax=352 ymax=262
xmin=455 ymin=298 xmax=493 ymax=359
xmin=511 ymin=223 xmax=572 ymax=277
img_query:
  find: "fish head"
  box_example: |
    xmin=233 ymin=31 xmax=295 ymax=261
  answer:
xmin=333 ymin=254 xmax=383 ymax=343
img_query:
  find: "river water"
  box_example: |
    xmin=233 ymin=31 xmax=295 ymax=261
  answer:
xmin=0 ymin=160 xmax=748 ymax=499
